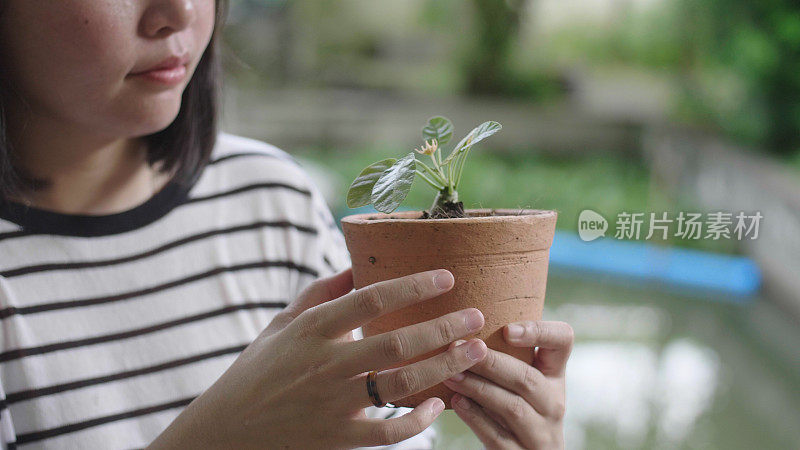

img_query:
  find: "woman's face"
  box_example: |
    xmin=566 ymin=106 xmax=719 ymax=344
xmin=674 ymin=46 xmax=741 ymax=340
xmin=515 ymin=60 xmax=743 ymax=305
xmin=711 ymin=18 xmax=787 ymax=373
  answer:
xmin=0 ymin=0 xmax=216 ymax=139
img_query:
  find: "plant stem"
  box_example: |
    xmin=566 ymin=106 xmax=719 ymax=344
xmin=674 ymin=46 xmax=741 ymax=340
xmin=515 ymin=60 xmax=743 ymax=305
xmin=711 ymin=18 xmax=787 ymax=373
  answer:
xmin=416 ymin=170 xmax=445 ymax=190
xmin=454 ymin=145 xmax=472 ymax=189
xmin=429 ymin=187 xmax=459 ymax=213
xmin=430 ymin=152 xmax=447 ymax=182
xmin=447 ymin=158 xmax=454 ymax=191
xmin=416 ymin=160 xmax=448 ymax=186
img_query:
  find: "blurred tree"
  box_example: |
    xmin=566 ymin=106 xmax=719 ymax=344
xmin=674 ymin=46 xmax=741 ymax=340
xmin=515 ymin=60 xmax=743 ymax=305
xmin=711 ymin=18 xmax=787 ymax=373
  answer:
xmin=463 ymin=0 xmax=527 ymax=94
xmin=461 ymin=0 xmax=564 ymax=100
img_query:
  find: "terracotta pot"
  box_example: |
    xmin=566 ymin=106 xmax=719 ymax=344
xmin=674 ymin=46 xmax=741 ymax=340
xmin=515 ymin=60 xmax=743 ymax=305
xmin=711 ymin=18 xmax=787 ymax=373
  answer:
xmin=340 ymin=209 xmax=557 ymax=409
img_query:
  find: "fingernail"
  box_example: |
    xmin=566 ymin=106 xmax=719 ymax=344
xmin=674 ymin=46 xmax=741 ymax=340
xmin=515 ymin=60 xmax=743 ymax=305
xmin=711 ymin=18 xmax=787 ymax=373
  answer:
xmin=430 ymin=398 xmax=445 ymax=415
xmin=464 ymin=309 xmax=484 ymax=331
xmin=456 ymin=395 xmax=471 ymax=410
xmin=462 ymin=340 xmax=486 ymax=361
xmin=433 ymin=270 xmax=454 ymax=290
xmin=507 ymin=324 xmax=524 ymax=340
xmin=448 ymin=372 xmax=465 ymax=382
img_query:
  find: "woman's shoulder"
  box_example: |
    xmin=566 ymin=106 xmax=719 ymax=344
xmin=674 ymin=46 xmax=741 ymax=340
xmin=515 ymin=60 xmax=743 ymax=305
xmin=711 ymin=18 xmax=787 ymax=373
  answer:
xmin=205 ymin=132 xmax=341 ymax=216
xmin=207 ymin=132 xmax=319 ymax=192
xmin=213 ymin=132 xmax=297 ymax=164
xmin=212 ymin=133 xmax=304 ymax=175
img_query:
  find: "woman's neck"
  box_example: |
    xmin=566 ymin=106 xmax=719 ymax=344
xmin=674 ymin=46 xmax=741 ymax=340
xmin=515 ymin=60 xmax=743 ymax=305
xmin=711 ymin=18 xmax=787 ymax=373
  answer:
xmin=6 ymin=107 xmax=173 ymax=215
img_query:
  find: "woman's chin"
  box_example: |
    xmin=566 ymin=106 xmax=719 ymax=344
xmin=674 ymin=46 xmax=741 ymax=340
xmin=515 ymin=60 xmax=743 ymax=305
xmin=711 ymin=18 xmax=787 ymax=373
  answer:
xmin=124 ymin=102 xmax=183 ymax=133
xmin=125 ymin=113 xmax=181 ymax=137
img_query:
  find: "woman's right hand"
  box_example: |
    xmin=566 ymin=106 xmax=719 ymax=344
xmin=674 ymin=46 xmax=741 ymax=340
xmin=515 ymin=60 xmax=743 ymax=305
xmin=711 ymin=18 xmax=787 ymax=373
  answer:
xmin=149 ymin=268 xmax=487 ymax=449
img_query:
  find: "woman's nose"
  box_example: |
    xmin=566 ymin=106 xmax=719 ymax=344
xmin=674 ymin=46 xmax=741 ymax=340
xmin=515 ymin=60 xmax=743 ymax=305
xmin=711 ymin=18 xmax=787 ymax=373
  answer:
xmin=140 ymin=0 xmax=197 ymax=38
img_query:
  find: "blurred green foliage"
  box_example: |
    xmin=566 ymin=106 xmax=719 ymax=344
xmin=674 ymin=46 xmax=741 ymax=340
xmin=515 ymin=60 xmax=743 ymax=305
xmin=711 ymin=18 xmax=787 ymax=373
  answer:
xmin=224 ymin=0 xmax=565 ymax=99
xmin=225 ymin=0 xmax=797 ymax=158
xmin=540 ymin=0 xmax=800 ymax=157
xmin=695 ymin=0 xmax=800 ymax=157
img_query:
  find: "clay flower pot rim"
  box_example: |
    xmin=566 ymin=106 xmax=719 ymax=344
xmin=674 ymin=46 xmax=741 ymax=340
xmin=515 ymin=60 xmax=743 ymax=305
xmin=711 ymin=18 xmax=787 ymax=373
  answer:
xmin=341 ymin=208 xmax=557 ymax=225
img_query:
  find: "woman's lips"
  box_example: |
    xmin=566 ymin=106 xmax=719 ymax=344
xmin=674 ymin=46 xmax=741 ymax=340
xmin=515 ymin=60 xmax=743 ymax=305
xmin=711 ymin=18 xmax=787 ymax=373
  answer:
xmin=129 ymin=64 xmax=187 ymax=86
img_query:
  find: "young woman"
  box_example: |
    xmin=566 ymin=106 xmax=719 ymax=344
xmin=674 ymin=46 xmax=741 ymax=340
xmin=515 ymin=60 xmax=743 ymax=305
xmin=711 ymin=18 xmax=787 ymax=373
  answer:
xmin=0 ymin=1 xmax=573 ymax=448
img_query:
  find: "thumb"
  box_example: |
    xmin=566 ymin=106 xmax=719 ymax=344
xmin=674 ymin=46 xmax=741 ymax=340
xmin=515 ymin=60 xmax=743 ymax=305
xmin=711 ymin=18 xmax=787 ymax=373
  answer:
xmin=268 ymin=267 xmax=354 ymax=333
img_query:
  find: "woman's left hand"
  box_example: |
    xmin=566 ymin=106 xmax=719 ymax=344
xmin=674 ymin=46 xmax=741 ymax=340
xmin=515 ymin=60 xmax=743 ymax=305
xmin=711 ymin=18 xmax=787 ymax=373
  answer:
xmin=442 ymin=321 xmax=574 ymax=449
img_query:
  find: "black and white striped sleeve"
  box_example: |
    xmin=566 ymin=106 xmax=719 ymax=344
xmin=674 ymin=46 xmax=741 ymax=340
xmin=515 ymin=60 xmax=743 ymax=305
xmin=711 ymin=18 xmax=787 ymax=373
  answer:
xmin=306 ymin=176 xmax=351 ymax=278
xmin=0 ymin=377 xmax=15 ymax=450
xmin=0 ymin=286 xmax=16 ymax=450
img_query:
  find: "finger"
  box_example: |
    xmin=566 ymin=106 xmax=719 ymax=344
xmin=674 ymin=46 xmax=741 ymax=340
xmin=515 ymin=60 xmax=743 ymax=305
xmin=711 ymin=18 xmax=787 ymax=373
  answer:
xmin=457 ymin=346 xmax=554 ymax=417
xmin=443 ymin=371 xmax=544 ymax=437
xmin=354 ymin=397 xmax=445 ymax=447
xmin=310 ymin=269 xmax=454 ymax=339
xmin=486 ymin=408 xmax=511 ymax=432
xmin=442 ymin=350 xmax=512 ymax=432
xmin=504 ymin=321 xmax=574 ymax=376
xmin=285 ymin=267 xmax=354 ymax=319
xmin=350 ymin=338 xmax=487 ymax=408
xmin=338 ymin=307 xmax=484 ymax=374
xmin=451 ymin=393 xmax=523 ymax=449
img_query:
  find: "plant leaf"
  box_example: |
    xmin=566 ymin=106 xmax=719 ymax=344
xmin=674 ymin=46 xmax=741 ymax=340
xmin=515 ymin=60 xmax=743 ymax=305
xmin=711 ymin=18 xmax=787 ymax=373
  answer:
xmin=442 ymin=121 xmax=502 ymax=165
xmin=370 ymin=152 xmax=416 ymax=213
xmin=454 ymin=120 xmax=502 ymax=153
xmin=346 ymin=158 xmax=397 ymax=208
xmin=422 ymin=116 xmax=454 ymax=146
xmin=441 ymin=138 xmax=467 ymax=166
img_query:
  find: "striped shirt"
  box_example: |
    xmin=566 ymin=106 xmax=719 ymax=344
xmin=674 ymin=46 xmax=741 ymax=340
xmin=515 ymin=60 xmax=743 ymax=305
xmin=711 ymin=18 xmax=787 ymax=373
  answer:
xmin=0 ymin=132 xmax=436 ymax=449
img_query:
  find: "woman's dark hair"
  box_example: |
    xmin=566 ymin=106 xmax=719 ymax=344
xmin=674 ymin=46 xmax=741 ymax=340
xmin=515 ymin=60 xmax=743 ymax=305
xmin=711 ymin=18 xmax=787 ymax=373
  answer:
xmin=0 ymin=0 xmax=229 ymax=204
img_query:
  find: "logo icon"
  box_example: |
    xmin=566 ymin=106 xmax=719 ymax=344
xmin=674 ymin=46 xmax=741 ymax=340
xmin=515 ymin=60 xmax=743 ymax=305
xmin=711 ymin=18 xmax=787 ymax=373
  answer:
xmin=578 ymin=209 xmax=608 ymax=241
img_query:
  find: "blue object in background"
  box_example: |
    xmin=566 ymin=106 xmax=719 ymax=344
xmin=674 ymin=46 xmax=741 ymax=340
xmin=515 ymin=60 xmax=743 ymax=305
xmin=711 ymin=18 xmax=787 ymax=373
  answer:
xmin=549 ymin=231 xmax=761 ymax=301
